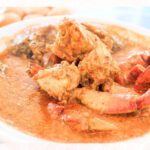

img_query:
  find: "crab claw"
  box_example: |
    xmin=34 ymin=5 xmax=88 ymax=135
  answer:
xmin=134 ymin=66 xmax=150 ymax=93
xmin=74 ymin=88 xmax=138 ymax=114
xmin=137 ymin=89 xmax=150 ymax=109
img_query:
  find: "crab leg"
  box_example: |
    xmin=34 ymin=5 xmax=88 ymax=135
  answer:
xmin=74 ymin=88 xmax=138 ymax=114
xmin=48 ymin=102 xmax=117 ymax=131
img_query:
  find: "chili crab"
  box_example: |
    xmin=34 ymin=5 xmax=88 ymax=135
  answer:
xmin=27 ymin=18 xmax=150 ymax=131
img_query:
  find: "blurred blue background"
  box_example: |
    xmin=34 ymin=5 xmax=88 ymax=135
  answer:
xmin=74 ymin=7 xmax=150 ymax=29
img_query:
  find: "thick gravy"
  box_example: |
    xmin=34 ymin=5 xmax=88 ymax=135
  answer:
xmin=0 ymin=55 xmax=150 ymax=143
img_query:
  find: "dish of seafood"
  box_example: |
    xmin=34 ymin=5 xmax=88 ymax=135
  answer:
xmin=0 ymin=17 xmax=150 ymax=143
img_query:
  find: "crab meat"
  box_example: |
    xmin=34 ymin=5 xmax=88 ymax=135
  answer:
xmin=33 ymin=61 xmax=80 ymax=101
xmin=48 ymin=102 xmax=117 ymax=131
xmin=78 ymin=41 xmax=119 ymax=88
xmin=74 ymin=88 xmax=138 ymax=114
xmin=51 ymin=18 xmax=99 ymax=62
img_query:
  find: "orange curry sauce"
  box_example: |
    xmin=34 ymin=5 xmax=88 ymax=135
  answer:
xmin=0 ymin=23 xmax=150 ymax=143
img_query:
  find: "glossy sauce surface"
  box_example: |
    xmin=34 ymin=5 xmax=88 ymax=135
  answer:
xmin=0 ymin=55 xmax=150 ymax=143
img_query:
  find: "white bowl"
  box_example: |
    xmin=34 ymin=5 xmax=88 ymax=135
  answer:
xmin=0 ymin=16 xmax=150 ymax=150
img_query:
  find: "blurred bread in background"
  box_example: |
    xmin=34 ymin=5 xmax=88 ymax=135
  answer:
xmin=0 ymin=7 xmax=71 ymax=27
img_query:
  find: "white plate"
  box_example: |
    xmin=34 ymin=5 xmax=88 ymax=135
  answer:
xmin=0 ymin=16 xmax=150 ymax=150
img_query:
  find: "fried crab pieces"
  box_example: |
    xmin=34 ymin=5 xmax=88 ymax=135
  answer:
xmin=78 ymin=41 xmax=119 ymax=89
xmin=51 ymin=18 xmax=99 ymax=62
xmin=34 ymin=61 xmax=80 ymax=101
xmin=32 ymin=18 xmax=150 ymax=118
xmin=49 ymin=18 xmax=120 ymax=90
